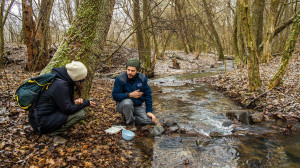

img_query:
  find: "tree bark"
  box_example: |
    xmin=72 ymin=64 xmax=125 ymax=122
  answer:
xmin=142 ymin=0 xmax=152 ymax=77
xmin=34 ymin=0 xmax=54 ymax=71
xmin=22 ymin=0 xmax=38 ymax=71
xmin=240 ymin=0 xmax=261 ymax=91
xmin=22 ymin=0 xmax=53 ymax=71
xmin=262 ymin=0 xmax=280 ymax=63
xmin=174 ymin=0 xmax=190 ymax=53
xmin=0 ymin=0 xmax=15 ymax=68
xmin=251 ymin=0 xmax=265 ymax=51
xmin=133 ymin=0 xmax=145 ymax=63
xmin=41 ymin=0 xmax=114 ymax=98
xmin=86 ymin=0 xmax=115 ymax=98
xmin=267 ymin=15 xmax=299 ymax=90
xmin=202 ymin=0 xmax=224 ymax=61
xmin=236 ymin=0 xmax=246 ymax=66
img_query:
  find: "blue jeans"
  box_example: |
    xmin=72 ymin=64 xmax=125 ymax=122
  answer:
xmin=116 ymin=99 xmax=152 ymax=125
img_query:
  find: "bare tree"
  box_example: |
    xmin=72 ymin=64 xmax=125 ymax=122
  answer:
xmin=0 ymin=0 xmax=15 ymax=68
xmin=22 ymin=0 xmax=54 ymax=71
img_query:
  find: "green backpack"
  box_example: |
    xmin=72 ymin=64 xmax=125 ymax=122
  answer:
xmin=14 ymin=73 xmax=56 ymax=111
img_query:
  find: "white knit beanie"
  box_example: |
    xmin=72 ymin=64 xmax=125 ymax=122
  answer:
xmin=65 ymin=61 xmax=87 ymax=81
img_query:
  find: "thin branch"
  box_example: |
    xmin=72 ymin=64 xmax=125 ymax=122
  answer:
xmin=3 ymin=0 xmax=15 ymax=25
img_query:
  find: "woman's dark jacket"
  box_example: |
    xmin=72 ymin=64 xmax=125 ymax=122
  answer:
xmin=29 ymin=67 xmax=90 ymax=134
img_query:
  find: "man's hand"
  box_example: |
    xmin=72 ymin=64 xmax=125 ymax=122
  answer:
xmin=89 ymin=101 xmax=97 ymax=107
xmin=129 ymin=89 xmax=144 ymax=98
xmin=74 ymin=98 xmax=83 ymax=105
xmin=147 ymin=112 xmax=156 ymax=123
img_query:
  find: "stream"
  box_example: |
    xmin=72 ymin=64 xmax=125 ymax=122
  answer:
xmin=121 ymin=62 xmax=300 ymax=167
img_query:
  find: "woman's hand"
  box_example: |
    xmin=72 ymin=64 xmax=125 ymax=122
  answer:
xmin=74 ymin=98 xmax=83 ymax=105
xmin=89 ymin=101 xmax=97 ymax=107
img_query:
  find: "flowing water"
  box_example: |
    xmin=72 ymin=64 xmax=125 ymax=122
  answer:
xmin=124 ymin=63 xmax=300 ymax=167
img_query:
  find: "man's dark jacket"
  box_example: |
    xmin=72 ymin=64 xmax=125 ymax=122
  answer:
xmin=112 ymin=72 xmax=153 ymax=112
xmin=29 ymin=67 xmax=90 ymax=134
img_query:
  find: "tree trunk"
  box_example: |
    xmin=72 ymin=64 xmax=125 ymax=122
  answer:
xmin=42 ymin=0 xmax=111 ymax=98
xmin=262 ymin=0 xmax=280 ymax=63
xmin=236 ymin=0 xmax=246 ymax=66
xmin=240 ymin=0 xmax=261 ymax=91
xmin=34 ymin=0 xmax=54 ymax=71
xmin=86 ymin=0 xmax=115 ymax=98
xmin=161 ymin=31 xmax=173 ymax=60
xmin=22 ymin=0 xmax=38 ymax=71
xmin=133 ymin=0 xmax=145 ymax=63
xmin=267 ymin=15 xmax=299 ymax=90
xmin=202 ymin=0 xmax=224 ymax=61
xmin=252 ymin=0 xmax=265 ymax=51
xmin=0 ymin=0 xmax=15 ymax=68
xmin=22 ymin=0 xmax=53 ymax=71
xmin=174 ymin=0 xmax=190 ymax=53
xmin=232 ymin=12 xmax=240 ymax=66
xmin=142 ymin=0 xmax=152 ymax=77
xmin=0 ymin=0 xmax=4 ymax=68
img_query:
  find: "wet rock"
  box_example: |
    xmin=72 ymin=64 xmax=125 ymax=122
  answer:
xmin=150 ymin=125 xmax=164 ymax=136
xmin=160 ymin=118 xmax=177 ymax=127
xmin=209 ymin=131 xmax=223 ymax=137
xmin=196 ymin=140 xmax=210 ymax=147
xmin=222 ymin=121 xmax=233 ymax=127
xmin=247 ymin=158 xmax=262 ymax=168
xmin=186 ymin=130 xmax=199 ymax=135
xmin=158 ymin=137 xmax=182 ymax=149
xmin=225 ymin=110 xmax=249 ymax=125
xmin=169 ymin=125 xmax=179 ymax=132
xmin=250 ymin=113 xmax=264 ymax=123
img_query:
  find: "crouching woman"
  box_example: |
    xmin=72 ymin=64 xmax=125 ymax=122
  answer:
xmin=29 ymin=61 xmax=96 ymax=136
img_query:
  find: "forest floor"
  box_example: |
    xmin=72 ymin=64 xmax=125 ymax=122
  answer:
xmin=0 ymin=43 xmax=299 ymax=167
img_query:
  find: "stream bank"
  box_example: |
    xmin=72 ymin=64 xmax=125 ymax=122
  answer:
xmin=121 ymin=69 xmax=300 ymax=167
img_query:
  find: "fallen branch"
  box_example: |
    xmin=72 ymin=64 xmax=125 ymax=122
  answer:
xmin=246 ymin=90 xmax=271 ymax=108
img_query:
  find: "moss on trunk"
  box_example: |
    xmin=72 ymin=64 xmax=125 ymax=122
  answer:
xmin=267 ymin=15 xmax=300 ymax=90
xmin=41 ymin=0 xmax=115 ymax=99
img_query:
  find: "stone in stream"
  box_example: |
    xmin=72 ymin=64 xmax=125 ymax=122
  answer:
xmin=250 ymin=113 xmax=264 ymax=123
xmin=150 ymin=124 xmax=165 ymax=136
xmin=225 ymin=110 xmax=250 ymax=125
xmin=195 ymin=139 xmax=211 ymax=147
xmin=169 ymin=125 xmax=179 ymax=132
xmin=209 ymin=131 xmax=223 ymax=137
xmin=222 ymin=121 xmax=233 ymax=127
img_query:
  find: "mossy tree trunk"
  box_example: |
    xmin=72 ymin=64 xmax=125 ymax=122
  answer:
xmin=240 ymin=0 xmax=261 ymax=91
xmin=0 ymin=0 xmax=15 ymax=68
xmin=251 ymin=0 xmax=265 ymax=52
xmin=262 ymin=0 xmax=280 ymax=63
xmin=85 ymin=0 xmax=115 ymax=98
xmin=267 ymin=15 xmax=299 ymax=90
xmin=235 ymin=0 xmax=246 ymax=66
xmin=41 ymin=0 xmax=114 ymax=99
xmin=232 ymin=12 xmax=240 ymax=66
